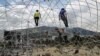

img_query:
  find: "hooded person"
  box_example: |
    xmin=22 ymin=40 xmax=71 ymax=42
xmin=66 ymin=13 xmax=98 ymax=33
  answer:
xmin=34 ymin=10 xmax=41 ymax=26
xmin=59 ymin=8 xmax=68 ymax=27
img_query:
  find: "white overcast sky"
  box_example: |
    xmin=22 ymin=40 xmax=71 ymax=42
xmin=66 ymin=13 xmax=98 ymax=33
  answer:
xmin=0 ymin=0 xmax=100 ymax=32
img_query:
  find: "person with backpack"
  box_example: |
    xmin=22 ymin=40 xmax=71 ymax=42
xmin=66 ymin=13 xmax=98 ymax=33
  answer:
xmin=34 ymin=10 xmax=41 ymax=26
xmin=59 ymin=8 xmax=68 ymax=27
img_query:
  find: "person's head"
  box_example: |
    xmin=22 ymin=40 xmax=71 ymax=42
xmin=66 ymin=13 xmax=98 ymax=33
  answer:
xmin=60 ymin=8 xmax=66 ymax=14
xmin=61 ymin=8 xmax=65 ymax=10
xmin=36 ymin=10 xmax=39 ymax=12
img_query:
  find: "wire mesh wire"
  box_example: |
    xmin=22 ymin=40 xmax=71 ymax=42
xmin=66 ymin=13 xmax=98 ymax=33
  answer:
xmin=0 ymin=0 xmax=100 ymax=56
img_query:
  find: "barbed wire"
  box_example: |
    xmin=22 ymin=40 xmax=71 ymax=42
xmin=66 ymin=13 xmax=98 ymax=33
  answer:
xmin=0 ymin=0 xmax=100 ymax=56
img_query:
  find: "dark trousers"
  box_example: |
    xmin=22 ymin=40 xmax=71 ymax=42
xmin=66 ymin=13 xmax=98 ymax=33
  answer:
xmin=63 ymin=35 xmax=68 ymax=43
xmin=61 ymin=16 xmax=68 ymax=27
xmin=58 ymin=33 xmax=63 ymax=43
xmin=34 ymin=17 xmax=39 ymax=26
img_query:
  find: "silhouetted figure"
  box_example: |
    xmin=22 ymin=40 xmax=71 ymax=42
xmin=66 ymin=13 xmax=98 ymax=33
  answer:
xmin=34 ymin=10 xmax=41 ymax=26
xmin=61 ymin=28 xmax=69 ymax=43
xmin=55 ymin=28 xmax=63 ymax=43
xmin=59 ymin=8 xmax=68 ymax=27
xmin=63 ymin=35 xmax=68 ymax=43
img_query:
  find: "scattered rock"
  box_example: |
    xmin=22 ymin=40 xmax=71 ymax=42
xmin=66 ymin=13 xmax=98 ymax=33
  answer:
xmin=74 ymin=49 xmax=79 ymax=54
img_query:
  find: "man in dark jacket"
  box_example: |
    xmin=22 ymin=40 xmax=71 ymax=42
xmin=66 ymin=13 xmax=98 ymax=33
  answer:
xmin=59 ymin=8 xmax=68 ymax=27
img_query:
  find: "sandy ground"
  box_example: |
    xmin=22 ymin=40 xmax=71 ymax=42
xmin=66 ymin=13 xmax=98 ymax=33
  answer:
xmin=21 ymin=45 xmax=100 ymax=56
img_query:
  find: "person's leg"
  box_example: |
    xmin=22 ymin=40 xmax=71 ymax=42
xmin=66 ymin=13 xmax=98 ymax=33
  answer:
xmin=61 ymin=16 xmax=68 ymax=27
xmin=34 ymin=18 xmax=37 ymax=26
xmin=36 ymin=19 xmax=38 ymax=26
xmin=35 ymin=17 xmax=39 ymax=26
xmin=37 ymin=18 xmax=39 ymax=26
xmin=63 ymin=19 xmax=68 ymax=27
xmin=59 ymin=33 xmax=63 ymax=43
xmin=64 ymin=35 xmax=68 ymax=43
